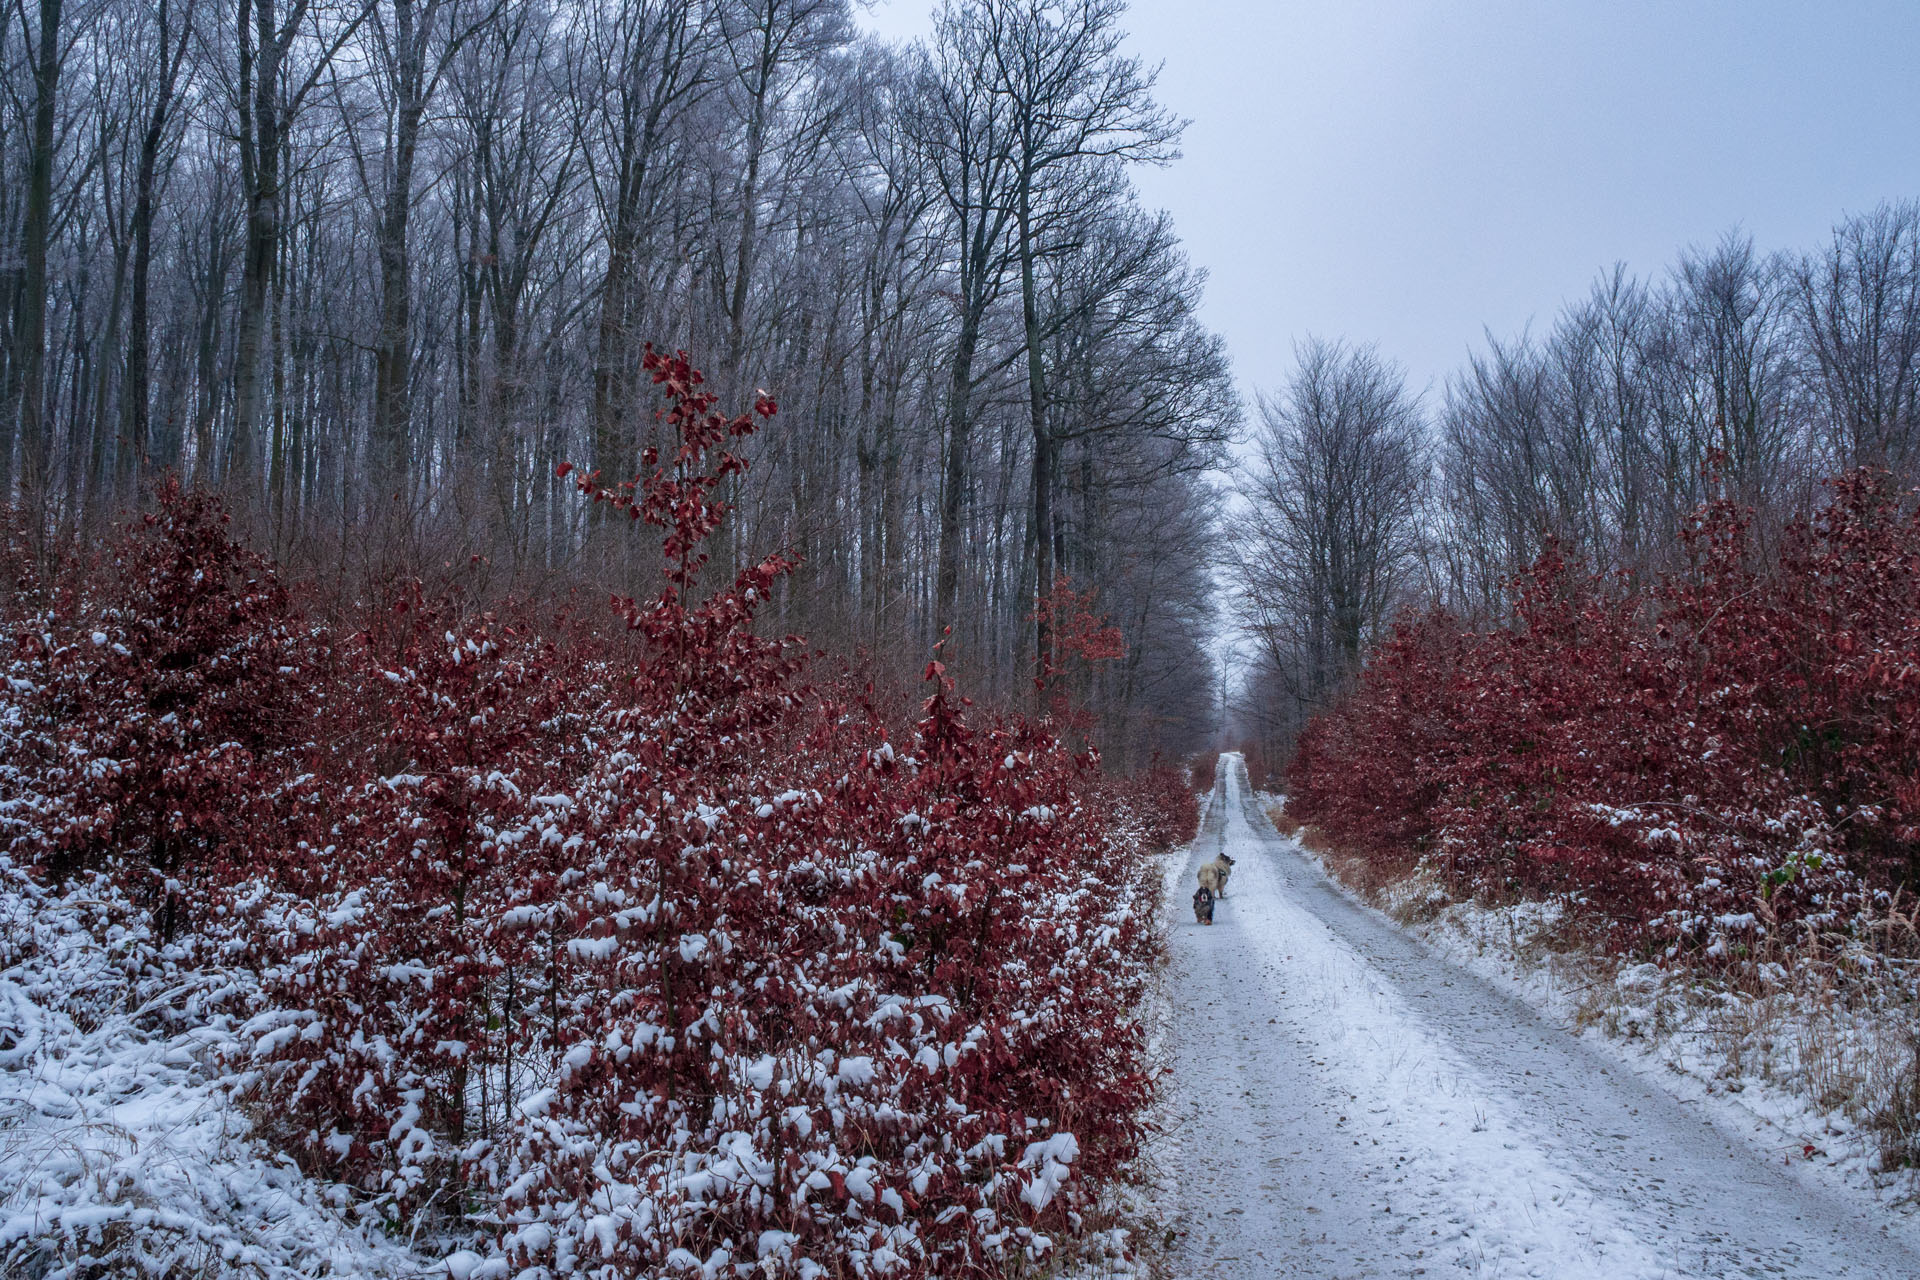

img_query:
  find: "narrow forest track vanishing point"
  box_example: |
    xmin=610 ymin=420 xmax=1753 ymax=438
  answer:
xmin=1156 ymin=754 xmax=1920 ymax=1279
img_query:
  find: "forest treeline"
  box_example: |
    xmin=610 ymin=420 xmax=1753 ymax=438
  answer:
xmin=1236 ymin=210 xmax=1920 ymax=762
xmin=0 ymin=0 xmax=1233 ymax=765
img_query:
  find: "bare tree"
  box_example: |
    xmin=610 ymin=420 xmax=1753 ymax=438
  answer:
xmin=447 ymin=0 xmax=577 ymax=556
xmin=348 ymin=0 xmax=503 ymax=504
xmin=122 ymin=0 xmax=196 ymax=490
xmin=1661 ymin=232 xmax=1803 ymax=520
xmin=838 ymin=38 xmax=938 ymax=652
xmin=4 ymin=0 xmax=68 ymax=507
xmin=972 ymin=0 xmax=1176 ymax=692
xmin=0 ymin=0 xmax=1236 ymax=764
xmin=906 ymin=7 xmax=1017 ymax=646
xmin=1797 ymin=200 xmax=1920 ymax=478
xmin=226 ymin=0 xmax=373 ymax=495
xmin=580 ymin=0 xmax=710 ymax=481
xmin=714 ymin=0 xmax=849 ymax=395
xmin=1236 ymin=339 xmax=1425 ymax=733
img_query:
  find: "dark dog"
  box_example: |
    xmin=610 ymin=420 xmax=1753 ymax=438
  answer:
xmin=1193 ymin=884 xmax=1215 ymax=925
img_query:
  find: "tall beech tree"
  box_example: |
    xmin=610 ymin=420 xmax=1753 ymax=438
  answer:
xmin=972 ymin=0 xmax=1177 ymax=692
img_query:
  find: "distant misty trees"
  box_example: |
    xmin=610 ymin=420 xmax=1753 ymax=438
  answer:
xmin=1234 ymin=339 xmax=1424 ymax=746
xmin=1236 ymin=205 xmax=1920 ymax=763
xmin=0 ymin=0 xmax=1237 ymax=764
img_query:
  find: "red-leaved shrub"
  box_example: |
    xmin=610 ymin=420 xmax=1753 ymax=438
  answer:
xmin=1290 ymin=472 xmax=1920 ymax=961
xmin=1107 ymin=763 xmax=1202 ymax=853
xmin=1188 ymin=750 xmax=1220 ymax=798
xmin=0 ymin=349 xmax=1195 ymax=1276
xmin=0 ymin=480 xmax=318 ymax=932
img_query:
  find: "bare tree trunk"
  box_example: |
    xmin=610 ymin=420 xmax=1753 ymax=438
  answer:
xmin=591 ymin=189 xmax=641 ymax=479
xmin=589 ymin=1 xmax=702 ymax=488
xmin=935 ymin=310 xmax=981 ymax=640
xmin=11 ymin=0 xmax=64 ymax=507
xmin=1017 ymin=173 xmax=1052 ymax=699
xmin=123 ymin=0 xmax=192 ymax=493
xmin=89 ymin=226 xmax=130 ymax=517
xmin=230 ymin=0 xmax=368 ymax=499
xmin=191 ymin=200 xmax=228 ymax=480
xmin=371 ymin=0 xmax=469 ymax=502
xmin=230 ymin=0 xmax=288 ymax=494
xmin=373 ymin=76 xmax=427 ymax=497
xmin=726 ymin=20 xmax=773 ymax=398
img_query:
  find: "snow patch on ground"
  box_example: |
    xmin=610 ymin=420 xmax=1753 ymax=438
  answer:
xmin=0 ymin=859 xmax=432 ymax=1280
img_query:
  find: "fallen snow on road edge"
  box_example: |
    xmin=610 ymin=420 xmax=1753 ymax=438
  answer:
xmin=1258 ymin=791 xmax=1920 ymax=1233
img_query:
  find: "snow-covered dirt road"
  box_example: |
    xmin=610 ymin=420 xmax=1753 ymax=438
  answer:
xmin=1158 ymin=753 xmax=1920 ymax=1279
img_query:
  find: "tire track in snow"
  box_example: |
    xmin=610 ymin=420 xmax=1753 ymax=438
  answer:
xmin=1157 ymin=753 xmax=1920 ymax=1279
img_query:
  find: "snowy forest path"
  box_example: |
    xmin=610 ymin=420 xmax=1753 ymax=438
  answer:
xmin=1156 ymin=753 xmax=1920 ymax=1279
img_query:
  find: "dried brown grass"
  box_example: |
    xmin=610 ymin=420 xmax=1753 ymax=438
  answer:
xmin=1283 ymin=812 xmax=1427 ymax=904
xmin=1574 ymin=895 xmax=1920 ymax=1178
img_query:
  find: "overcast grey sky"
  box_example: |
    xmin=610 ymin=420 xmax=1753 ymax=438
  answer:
xmin=859 ymin=0 xmax=1920 ymax=407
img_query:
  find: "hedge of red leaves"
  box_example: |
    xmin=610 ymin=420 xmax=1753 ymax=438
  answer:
xmin=1290 ymin=472 xmax=1920 ymax=962
xmin=0 ymin=350 xmax=1194 ymax=1278
xmin=1100 ymin=762 xmax=1201 ymax=855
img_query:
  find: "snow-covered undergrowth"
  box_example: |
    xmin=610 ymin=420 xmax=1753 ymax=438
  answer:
xmin=1286 ymin=476 xmax=1920 ymax=971
xmin=1271 ymin=797 xmax=1920 ymax=1213
xmin=0 ymin=802 xmax=1182 ymax=1280
xmin=0 ymin=353 xmax=1197 ymax=1279
xmin=0 ymin=858 xmax=421 ymax=1279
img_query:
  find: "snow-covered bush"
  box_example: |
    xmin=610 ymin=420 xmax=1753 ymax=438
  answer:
xmin=3 ymin=349 xmax=1187 ymax=1277
xmin=1104 ymin=763 xmax=1201 ymax=855
xmin=1290 ymin=470 xmax=1920 ymax=961
xmin=0 ymin=852 xmax=427 ymax=1280
xmin=1 ymin=480 xmax=317 ymax=930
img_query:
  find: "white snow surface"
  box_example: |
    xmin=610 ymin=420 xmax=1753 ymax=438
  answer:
xmin=1156 ymin=754 xmax=1920 ymax=1278
xmin=1349 ymin=870 xmax=1920 ymax=1220
xmin=0 ymin=860 xmax=428 ymax=1279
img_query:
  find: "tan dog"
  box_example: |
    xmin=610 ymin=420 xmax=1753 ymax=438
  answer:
xmin=1197 ymin=853 xmax=1233 ymax=900
xmin=1190 ymin=852 xmax=1236 ymax=901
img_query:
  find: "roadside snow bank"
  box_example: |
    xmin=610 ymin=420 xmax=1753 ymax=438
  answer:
xmin=1263 ymin=794 xmax=1920 ymax=1217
